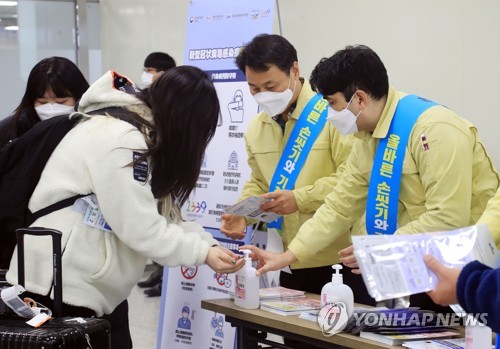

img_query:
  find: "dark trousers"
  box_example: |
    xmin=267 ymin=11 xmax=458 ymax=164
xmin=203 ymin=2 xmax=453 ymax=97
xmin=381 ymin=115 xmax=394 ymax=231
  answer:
xmin=23 ymin=292 xmax=132 ymax=349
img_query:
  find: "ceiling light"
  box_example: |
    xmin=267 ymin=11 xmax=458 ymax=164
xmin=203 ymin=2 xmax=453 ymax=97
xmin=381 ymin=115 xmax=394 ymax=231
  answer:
xmin=0 ymin=1 xmax=17 ymax=6
xmin=5 ymin=25 xmax=18 ymax=31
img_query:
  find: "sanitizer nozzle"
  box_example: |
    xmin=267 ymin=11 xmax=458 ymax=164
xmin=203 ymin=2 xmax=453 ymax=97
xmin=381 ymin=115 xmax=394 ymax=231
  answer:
xmin=240 ymin=249 xmax=252 ymax=267
xmin=332 ymin=264 xmax=343 ymax=284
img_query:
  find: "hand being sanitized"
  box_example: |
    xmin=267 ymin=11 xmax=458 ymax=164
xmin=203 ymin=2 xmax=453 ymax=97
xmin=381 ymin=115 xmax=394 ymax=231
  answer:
xmin=234 ymin=249 xmax=260 ymax=309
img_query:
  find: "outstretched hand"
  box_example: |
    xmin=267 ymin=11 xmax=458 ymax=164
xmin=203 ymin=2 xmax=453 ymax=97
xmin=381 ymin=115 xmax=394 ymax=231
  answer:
xmin=205 ymin=246 xmax=244 ymax=274
xmin=220 ymin=213 xmax=246 ymax=240
xmin=239 ymin=245 xmax=297 ymax=276
xmin=339 ymin=245 xmax=360 ymax=274
xmin=260 ymin=190 xmax=298 ymax=215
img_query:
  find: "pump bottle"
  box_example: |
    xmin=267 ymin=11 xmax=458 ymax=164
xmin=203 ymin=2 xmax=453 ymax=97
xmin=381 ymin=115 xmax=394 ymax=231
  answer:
xmin=234 ymin=249 xmax=259 ymax=309
xmin=320 ymin=264 xmax=354 ymax=317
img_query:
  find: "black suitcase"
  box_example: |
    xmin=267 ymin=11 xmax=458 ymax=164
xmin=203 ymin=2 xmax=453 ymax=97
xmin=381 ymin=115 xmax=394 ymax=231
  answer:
xmin=0 ymin=227 xmax=111 ymax=348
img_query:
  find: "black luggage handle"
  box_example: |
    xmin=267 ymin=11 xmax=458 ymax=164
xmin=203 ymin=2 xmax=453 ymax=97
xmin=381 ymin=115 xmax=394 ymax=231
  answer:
xmin=16 ymin=227 xmax=63 ymax=317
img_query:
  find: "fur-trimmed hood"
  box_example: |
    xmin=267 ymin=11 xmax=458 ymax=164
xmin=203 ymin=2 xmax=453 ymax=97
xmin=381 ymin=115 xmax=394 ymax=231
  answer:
xmin=78 ymin=71 xmax=154 ymax=125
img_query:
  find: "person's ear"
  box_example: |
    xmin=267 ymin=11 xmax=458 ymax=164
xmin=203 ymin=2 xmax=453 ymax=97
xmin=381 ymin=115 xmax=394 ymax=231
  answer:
xmin=354 ymin=90 xmax=370 ymax=109
xmin=152 ymin=70 xmax=165 ymax=82
xmin=291 ymin=61 xmax=300 ymax=80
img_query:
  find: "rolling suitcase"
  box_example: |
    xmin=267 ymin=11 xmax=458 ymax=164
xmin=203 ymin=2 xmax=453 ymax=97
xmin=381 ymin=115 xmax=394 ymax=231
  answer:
xmin=0 ymin=227 xmax=111 ymax=348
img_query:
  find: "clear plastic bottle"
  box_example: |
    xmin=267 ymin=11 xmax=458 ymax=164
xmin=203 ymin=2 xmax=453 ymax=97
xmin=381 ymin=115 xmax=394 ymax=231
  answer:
xmin=234 ymin=249 xmax=259 ymax=309
xmin=320 ymin=264 xmax=354 ymax=317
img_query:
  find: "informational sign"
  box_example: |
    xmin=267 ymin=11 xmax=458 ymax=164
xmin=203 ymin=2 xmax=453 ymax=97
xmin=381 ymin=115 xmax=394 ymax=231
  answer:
xmin=180 ymin=0 xmax=274 ymax=230
xmin=158 ymin=1 xmax=274 ymax=348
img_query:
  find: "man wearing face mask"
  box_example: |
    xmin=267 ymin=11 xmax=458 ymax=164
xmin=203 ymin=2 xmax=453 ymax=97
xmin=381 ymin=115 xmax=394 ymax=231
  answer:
xmin=140 ymin=52 xmax=176 ymax=88
xmin=242 ymin=45 xmax=499 ymax=312
xmin=221 ymin=35 xmax=374 ymax=315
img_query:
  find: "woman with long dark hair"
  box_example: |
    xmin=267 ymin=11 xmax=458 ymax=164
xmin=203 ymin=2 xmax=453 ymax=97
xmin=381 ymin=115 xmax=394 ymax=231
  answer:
xmin=0 ymin=57 xmax=89 ymax=147
xmin=6 ymin=67 xmax=244 ymax=348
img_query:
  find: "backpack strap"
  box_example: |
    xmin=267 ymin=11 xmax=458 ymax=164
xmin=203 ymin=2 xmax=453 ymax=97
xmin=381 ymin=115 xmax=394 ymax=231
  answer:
xmin=27 ymin=194 xmax=90 ymax=227
xmin=25 ymin=108 xmax=145 ymax=227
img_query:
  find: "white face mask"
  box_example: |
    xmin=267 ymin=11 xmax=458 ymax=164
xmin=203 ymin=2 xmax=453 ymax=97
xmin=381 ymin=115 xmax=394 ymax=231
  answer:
xmin=326 ymin=94 xmax=362 ymax=135
xmin=253 ymin=75 xmax=296 ymax=117
xmin=141 ymin=71 xmax=154 ymax=88
xmin=35 ymin=103 xmax=75 ymax=121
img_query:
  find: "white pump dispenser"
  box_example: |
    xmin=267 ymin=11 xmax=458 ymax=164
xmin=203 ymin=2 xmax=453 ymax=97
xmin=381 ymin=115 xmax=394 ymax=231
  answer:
xmin=234 ymin=249 xmax=259 ymax=309
xmin=320 ymin=264 xmax=354 ymax=317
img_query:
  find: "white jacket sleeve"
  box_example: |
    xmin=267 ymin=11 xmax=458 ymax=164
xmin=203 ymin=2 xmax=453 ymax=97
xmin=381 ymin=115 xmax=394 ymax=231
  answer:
xmin=83 ymin=121 xmax=213 ymax=267
xmin=178 ymin=221 xmax=219 ymax=246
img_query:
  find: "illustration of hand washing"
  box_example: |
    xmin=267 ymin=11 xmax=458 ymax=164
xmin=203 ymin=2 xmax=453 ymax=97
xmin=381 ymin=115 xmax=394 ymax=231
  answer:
xmin=227 ymin=89 xmax=244 ymax=123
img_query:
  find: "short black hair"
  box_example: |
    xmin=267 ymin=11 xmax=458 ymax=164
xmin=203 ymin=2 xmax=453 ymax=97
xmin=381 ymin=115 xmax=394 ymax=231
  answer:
xmin=144 ymin=52 xmax=176 ymax=72
xmin=310 ymin=45 xmax=389 ymax=101
xmin=235 ymin=34 xmax=297 ymax=74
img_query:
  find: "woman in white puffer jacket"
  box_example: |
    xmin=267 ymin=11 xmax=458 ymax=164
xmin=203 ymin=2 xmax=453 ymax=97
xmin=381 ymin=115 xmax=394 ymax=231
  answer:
xmin=7 ymin=67 xmax=244 ymax=348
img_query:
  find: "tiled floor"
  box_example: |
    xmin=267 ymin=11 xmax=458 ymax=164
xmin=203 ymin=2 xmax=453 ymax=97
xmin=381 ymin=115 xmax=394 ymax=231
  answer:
xmin=129 ymin=265 xmax=162 ymax=349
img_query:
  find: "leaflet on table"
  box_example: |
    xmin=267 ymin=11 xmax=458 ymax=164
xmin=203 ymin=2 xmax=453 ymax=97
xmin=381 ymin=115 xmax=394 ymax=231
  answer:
xmin=360 ymin=330 xmax=460 ymax=346
xmin=228 ymin=286 xmax=305 ymax=300
xmin=260 ymin=297 xmax=322 ymax=316
xmin=353 ymin=225 xmax=497 ymax=301
xmin=402 ymin=338 xmax=466 ymax=349
xmin=224 ymin=196 xmax=279 ymax=223
xmin=258 ymin=286 xmax=305 ymax=300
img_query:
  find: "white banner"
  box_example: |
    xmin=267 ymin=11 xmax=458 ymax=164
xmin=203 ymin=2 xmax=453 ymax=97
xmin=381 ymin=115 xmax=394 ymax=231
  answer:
xmin=158 ymin=1 xmax=275 ymax=348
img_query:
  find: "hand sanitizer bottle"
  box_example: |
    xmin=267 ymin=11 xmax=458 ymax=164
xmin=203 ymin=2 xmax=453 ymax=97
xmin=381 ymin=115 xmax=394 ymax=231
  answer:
xmin=320 ymin=264 xmax=354 ymax=317
xmin=234 ymin=249 xmax=259 ymax=309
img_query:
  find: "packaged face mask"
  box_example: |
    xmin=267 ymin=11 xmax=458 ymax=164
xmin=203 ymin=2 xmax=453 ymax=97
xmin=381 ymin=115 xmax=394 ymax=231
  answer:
xmin=353 ymin=225 xmax=497 ymax=301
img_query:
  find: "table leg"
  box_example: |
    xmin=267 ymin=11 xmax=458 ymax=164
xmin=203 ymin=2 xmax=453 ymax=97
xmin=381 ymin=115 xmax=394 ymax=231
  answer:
xmin=236 ymin=326 xmax=259 ymax=349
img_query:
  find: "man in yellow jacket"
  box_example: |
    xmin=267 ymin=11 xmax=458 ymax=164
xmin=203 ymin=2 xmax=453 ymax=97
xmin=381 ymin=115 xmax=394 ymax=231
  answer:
xmin=243 ymin=45 xmax=499 ymax=310
xmin=220 ymin=35 xmax=373 ymax=306
xmin=477 ymin=186 xmax=500 ymax=246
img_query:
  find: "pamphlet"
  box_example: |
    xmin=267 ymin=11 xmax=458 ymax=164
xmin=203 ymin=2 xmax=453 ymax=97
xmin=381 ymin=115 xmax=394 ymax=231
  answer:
xmin=224 ymin=196 xmax=279 ymax=223
xmin=299 ymin=309 xmax=320 ymax=322
xmin=402 ymin=338 xmax=466 ymax=349
xmin=258 ymin=286 xmax=306 ymax=300
xmin=260 ymin=297 xmax=321 ymax=316
xmin=360 ymin=330 xmax=460 ymax=346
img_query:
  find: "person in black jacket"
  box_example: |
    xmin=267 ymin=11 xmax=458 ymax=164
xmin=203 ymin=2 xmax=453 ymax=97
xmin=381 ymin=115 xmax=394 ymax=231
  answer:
xmin=0 ymin=56 xmax=89 ymax=148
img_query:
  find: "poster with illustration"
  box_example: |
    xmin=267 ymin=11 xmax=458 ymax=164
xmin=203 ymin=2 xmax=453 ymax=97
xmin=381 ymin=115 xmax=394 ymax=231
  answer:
xmin=158 ymin=1 xmax=275 ymax=348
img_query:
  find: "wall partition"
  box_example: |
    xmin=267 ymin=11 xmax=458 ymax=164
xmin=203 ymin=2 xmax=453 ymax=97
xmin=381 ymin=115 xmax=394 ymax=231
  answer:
xmin=0 ymin=0 xmax=100 ymax=119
